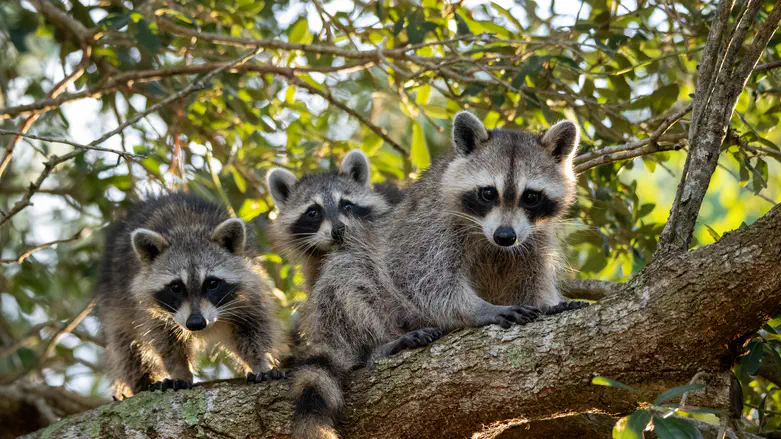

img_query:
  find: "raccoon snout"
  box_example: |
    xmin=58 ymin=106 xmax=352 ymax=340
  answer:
xmin=493 ymin=226 xmax=517 ymax=247
xmin=331 ymin=222 xmax=346 ymax=244
xmin=186 ymin=313 xmax=207 ymax=331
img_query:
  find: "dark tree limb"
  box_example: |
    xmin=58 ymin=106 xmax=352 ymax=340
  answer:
xmin=22 ymin=203 xmax=781 ymax=439
xmin=655 ymin=0 xmax=781 ymax=258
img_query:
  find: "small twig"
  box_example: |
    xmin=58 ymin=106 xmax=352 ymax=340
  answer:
xmin=679 ymin=371 xmax=708 ymax=409
xmin=574 ymin=139 xmax=686 ymax=173
xmin=0 ymin=131 xmax=145 ymax=160
xmin=286 ymin=76 xmax=408 ymax=155
xmin=0 ymin=297 xmax=96 ymax=385
xmin=0 ymin=230 xmax=83 ymax=264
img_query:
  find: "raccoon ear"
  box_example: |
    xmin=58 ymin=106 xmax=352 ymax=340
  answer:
xmin=339 ymin=150 xmax=371 ymax=188
xmin=452 ymin=111 xmax=489 ymax=156
xmin=266 ymin=168 xmax=299 ymax=207
xmin=541 ymin=120 xmax=579 ymax=163
xmin=131 ymin=228 xmax=169 ymax=264
xmin=212 ymin=218 xmax=246 ymax=256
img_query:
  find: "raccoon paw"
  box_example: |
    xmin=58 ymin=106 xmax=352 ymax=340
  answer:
xmin=148 ymin=378 xmax=192 ymax=392
xmin=246 ymin=368 xmax=287 ymax=383
xmin=485 ymin=305 xmax=541 ymax=329
xmin=546 ymin=301 xmax=589 ymax=315
xmin=388 ymin=327 xmax=443 ymax=356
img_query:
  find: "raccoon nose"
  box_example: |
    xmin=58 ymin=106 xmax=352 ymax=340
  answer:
xmin=186 ymin=313 xmax=207 ymax=331
xmin=331 ymin=223 xmax=346 ymax=244
xmin=493 ymin=227 xmax=517 ymax=247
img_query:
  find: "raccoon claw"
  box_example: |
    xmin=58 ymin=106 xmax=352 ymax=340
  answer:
xmin=546 ymin=301 xmax=589 ymax=315
xmin=388 ymin=327 xmax=443 ymax=356
xmin=148 ymin=378 xmax=192 ymax=392
xmin=482 ymin=304 xmax=541 ymax=329
xmin=247 ymin=368 xmax=287 ymax=383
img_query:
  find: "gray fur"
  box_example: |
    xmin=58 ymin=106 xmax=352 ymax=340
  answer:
xmin=292 ymin=113 xmax=580 ymax=438
xmin=96 ymin=192 xmax=282 ymax=398
xmin=266 ymin=151 xmax=393 ymax=292
xmin=339 ymin=149 xmax=371 ymax=188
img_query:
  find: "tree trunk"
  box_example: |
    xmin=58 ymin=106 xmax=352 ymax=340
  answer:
xmin=22 ymin=203 xmax=781 ymax=439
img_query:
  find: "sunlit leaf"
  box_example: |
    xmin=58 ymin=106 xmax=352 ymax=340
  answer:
xmin=592 ymin=376 xmax=638 ymax=392
xmin=651 ymin=416 xmax=703 ymax=439
xmin=613 ymin=410 xmax=650 ymax=439
xmin=411 ymin=120 xmax=430 ymax=169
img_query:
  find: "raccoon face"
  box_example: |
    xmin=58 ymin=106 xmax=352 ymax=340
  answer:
xmin=266 ymin=150 xmax=390 ymax=256
xmin=130 ymin=218 xmax=250 ymax=332
xmin=444 ymin=111 xmax=579 ymax=249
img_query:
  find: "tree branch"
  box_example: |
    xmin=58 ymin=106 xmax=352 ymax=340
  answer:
xmin=0 ymin=46 xmax=91 ymax=180
xmin=285 ymin=76 xmax=408 ymax=155
xmin=0 ymin=230 xmax=83 ymax=264
xmin=560 ymin=279 xmax=622 ymax=301
xmin=655 ymin=0 xmax=781 ymax=258
xmin=0 ymin=48 xmax=261 ymax=228
xmin=0 ymin=298 xmax=96 ymax=385
xmin=23 ymin=202 xmax=781 ymax=439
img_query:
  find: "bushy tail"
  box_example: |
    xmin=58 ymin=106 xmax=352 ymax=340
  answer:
xmin=292 ymin=349 xmax=350 ymax=439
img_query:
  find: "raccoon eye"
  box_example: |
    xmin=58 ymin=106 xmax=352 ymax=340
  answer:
xmin=522 ymin=190 xmax=542 ymax=207
xmin=342 ymin=202 xmax=354 ymax=215
xmin=207 ymin=279 xmax=221 ymax=290
xmin=480 ymin=187 xmax=498 ymax=202
xmin=306 ymin=208 xmax=320 ymax=219
xmin=170 ymin=282 xmax=184 ymax=294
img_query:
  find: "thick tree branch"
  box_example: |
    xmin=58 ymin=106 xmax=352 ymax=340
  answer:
xmin=24 ymin=202 xmax=781 ymax=439
xmin=560 ymin=279 xmax=622 ymax=301
xmin=656 ymin=0 xmax=781 ymax=258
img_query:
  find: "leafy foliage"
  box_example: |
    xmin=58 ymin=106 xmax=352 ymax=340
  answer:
xmin=0 ymin=0 xmax=780 ymax=435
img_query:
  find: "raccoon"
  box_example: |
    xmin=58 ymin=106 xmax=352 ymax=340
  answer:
xmin=95 ymin=192 xmax=283 ymax=399
xmin=265 ymin=150 xmax=394 ymax=292
xmin=292 ymin=112 xmax=585 ymax=439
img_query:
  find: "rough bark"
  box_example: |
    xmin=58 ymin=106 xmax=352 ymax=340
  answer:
xmin=21 ymin=203 xmax=781 ymax=439
xmin=655 ymin=0 xmax=781 ymax=257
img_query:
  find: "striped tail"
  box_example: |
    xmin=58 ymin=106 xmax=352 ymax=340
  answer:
xmin=292 ymin=350 xmax=350 ymax=439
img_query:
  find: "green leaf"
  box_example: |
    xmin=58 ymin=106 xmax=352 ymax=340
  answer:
xmin=455 ymin=13 xmax=471 ymax=35
xmin=230 ymin=166 xmax=247 ymax=193
xmin=613 ymin=410 xmax=650 ymax=439
xmin=289 ymin=19 xmax=311 ymax=44
xmin=752 ymin=158 xmax=768 ymax=194
xmin=703 ymin=224 xmax=720 ymax=242
xmin=592 ymin=376 xmax=638 ymax=392
xmin=16 ymin=347 xmax=36 ymax=368
xmin=98 ymin=13 xmax=130 ymax=30
xmin=411 ymin=121 xmax=430 ymax=169
xmin=238 ymin=199 xmax=268 ymax=221
xmin=134 ymin=19 xmax=161 ymax=53
xmin=636 ymin=203 xmax=655 ymax=219
xmin=422 ymin=105 xmax=448 ymax=119
xmin=742 ymin=340 xmax=764 ymax=375
xmin=285 ymin=85 xmax=297 ymax=105
xmin=650 ymin=84 xmax=680 ymax=114
xmin=653 ymin=384 xmax=705 ymax=406
xmin=652 ymin=416 xmax=703 ymax=439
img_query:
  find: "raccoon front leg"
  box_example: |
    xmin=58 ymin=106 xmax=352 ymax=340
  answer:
xmin=104 ymin=330 xmax=155 ymax=398
xmin=148 ymin=327 xmax=195 ymax=391
xmin=231 ymin=318 xmax=285 ymax=383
